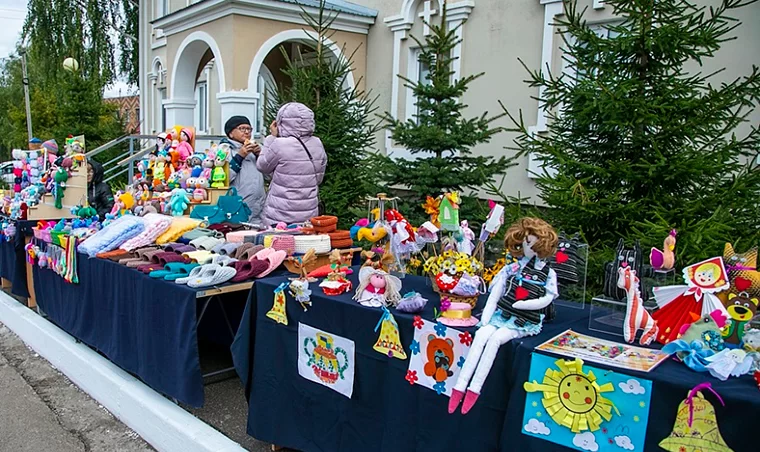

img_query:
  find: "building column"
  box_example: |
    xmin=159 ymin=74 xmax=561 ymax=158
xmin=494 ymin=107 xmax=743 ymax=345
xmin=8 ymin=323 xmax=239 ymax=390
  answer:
xmin=163 ymin=98 xmax=196 ymax=128
xmin=217 ymin=91 xmax=258 ymax=134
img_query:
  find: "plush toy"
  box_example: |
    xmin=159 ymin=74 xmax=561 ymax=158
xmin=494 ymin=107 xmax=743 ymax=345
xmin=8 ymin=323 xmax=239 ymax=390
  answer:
xmin=617 ymin=266 xmax=659 ymax=345
xmin=53 ymin=166 xmax=69 ymax=209
xmin=661 ymin=310 xmax=728 ymax=373
xmin=155 ymin=132 xmax=167 ymax=154
xmin=449 ymin=217 xmax=559 ymax=415
xmin=153 ymin=151 xmax=168 ymax=187
xmin=176 ymin=128 xmax=194 ymax=164
xmin=188 ymin=152 xmax=204 ymax=178
xmin=201 ymin=152 xmax=214 ymax=180
xmin=169 ymin=188 xmax=189 ymax=216
xmin=650 ymin=229 xmax=677 ymax=270
xmin=353 ymin=267 xmax=402 ymax=307
xmin=211 ymin=144 xmax=230 ymax=188
xmin=192 ymin=188 xmax=206 ymax=202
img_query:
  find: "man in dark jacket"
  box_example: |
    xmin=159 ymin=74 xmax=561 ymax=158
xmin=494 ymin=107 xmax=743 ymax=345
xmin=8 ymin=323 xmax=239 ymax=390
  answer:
xmin=87 ymin=159 xmax=114 ymax=219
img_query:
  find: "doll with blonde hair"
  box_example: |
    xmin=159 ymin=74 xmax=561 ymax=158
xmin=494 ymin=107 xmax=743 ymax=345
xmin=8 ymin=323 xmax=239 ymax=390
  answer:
xmin=449 ymin=217 xmax=559 ymax=414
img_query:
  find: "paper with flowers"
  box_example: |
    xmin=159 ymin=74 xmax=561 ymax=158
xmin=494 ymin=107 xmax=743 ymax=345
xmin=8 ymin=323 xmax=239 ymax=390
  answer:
xmin=406 ymin=316 xmax=471 ymax=396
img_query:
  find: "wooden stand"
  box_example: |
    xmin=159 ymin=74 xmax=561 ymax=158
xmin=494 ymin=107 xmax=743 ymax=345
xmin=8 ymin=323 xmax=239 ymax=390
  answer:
xmin=26 ymin=168 xmax=87 ymax=221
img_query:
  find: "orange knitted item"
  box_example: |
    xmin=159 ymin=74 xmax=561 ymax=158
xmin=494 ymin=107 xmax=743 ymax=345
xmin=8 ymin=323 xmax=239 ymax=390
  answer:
xmin=311 ymin=216 xmax=338 ymax=233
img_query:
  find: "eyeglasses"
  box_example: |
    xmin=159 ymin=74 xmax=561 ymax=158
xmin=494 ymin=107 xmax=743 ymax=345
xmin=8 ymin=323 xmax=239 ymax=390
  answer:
xmin=237 ymin=126 xmax=253 ymax=133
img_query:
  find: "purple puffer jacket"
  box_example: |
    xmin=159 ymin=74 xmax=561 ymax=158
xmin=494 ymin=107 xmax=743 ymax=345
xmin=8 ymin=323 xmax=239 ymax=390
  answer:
xmin=257 ymin=102 xmax=327 ymax=225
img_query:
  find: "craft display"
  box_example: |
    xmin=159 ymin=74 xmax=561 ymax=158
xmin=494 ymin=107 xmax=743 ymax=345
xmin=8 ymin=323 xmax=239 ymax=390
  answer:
xmin=662 ymin=310 xmax=729 ymax=373
xmin=448 ymin=218 xmax=559 ymax=414
xmin=522 ymin=354 xmax=650 ymax=452
xmin=650 ymin=229 xmax=677 ymax=271
xmin=423 ymin=250 xmax=484 ymax=307
xmin=373 ymin=307 xmax=406 ymax=360
xmin=353 ymin=267 xmax=402 ymax=308
xmin=652 ymin=257 xmax=730 ymax=344
xmin=603 ymin=239 xmax=649 ymax=301
xmin=406 ymin=316 xmax=472 ymax=396
xmin=299 ymin=323 xmax=355 ymax=398
xmin=617 ymin=266 xmax=659 ymax=345
xmin=659 ymin=383 xmax=733 ymax=452
xmin=267 ymin=282 xmax=290 ymax=325
xmin=397 ymin=291 xmax=428 ymax=313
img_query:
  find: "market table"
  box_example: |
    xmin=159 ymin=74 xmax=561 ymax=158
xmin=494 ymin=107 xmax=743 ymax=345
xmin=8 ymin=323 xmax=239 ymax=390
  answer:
xmin=32 ymin=250 xmax=254 ymax=407
xmin=232 ymin=269 xmax=760 ymax=452
xmin=0 ymin=219 xmax=36 ymax=299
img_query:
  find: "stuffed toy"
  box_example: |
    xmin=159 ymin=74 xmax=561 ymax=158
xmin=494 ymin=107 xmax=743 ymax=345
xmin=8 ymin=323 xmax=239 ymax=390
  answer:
xmin=449 ymin=217 xmax=559 ymax=415
xmin=169 ymin=188 xmax=189 ymax=216
xmin=662 ymin=310 xmax=728 ymax=373
xmin=650 ymin=229 xmax=677 ymax=271
xmin=188 ymin=152 xmax=204 ymax=178
xmin=153 ymin=151 xmax=168 ymax=187
xmin=201 ymin=152 xmax=214 ymax=180
xmin=718 ymin=243 xmax=760 ymax=305
xmin=353 ymin=266 xmax=402 ymax=307
xmin=617 ymin=266 xmax=658 ymax=345
xmin=53 ymin=166 xmax=69 ymax=209
xmin=456 ymin=220 xmax=476 ymax=255
xmin=176 ymin=128 xmax=194 ymax=164
xmin=211 ymin=144 xmax=230 ymax=188
xmin=722 ymin=292 xmax=759 ymax=346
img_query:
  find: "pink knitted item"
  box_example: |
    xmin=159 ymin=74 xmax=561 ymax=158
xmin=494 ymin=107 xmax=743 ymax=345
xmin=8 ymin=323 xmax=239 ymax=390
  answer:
xmin=448 ymin=389 xmax=465 ymax=414
xmin=255 ymin=250 xmax=287 ymax=279
xmin=271 ymin=235 xmax=295 ymax=255
xmin=225 ymin=230 xmax=260 ymax=243
xmin=120 ymin=214 xmax=173 ymax=252
xmin=461 ymin=390 xmax=480 ymax=415
xmin=437 ymin=302 xmax=479 ymax=327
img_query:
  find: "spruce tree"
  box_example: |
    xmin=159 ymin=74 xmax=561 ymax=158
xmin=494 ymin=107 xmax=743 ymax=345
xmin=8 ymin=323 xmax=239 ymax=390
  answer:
xmin=267 ymin=1 xmax=381 ymax=228
xmin=376 ymin=1 xmax=512 ymax=219
xmin=505 ymin=0 xmax=760 ymax=278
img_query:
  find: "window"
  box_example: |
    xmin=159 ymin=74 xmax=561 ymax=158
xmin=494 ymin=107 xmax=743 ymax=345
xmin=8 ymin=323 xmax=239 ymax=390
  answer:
xmin=195 ymin=82 xmax=208 ymax=133
xmin=160 ymin=88 xmax=167 ymax=131
xmin=256 ymin=65 xmax=276 ymax=138
xmin=406 ymin=48 xmax=433 ymax=123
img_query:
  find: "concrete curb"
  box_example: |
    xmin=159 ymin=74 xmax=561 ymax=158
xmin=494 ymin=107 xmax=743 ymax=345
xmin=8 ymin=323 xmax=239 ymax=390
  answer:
xmin=0 ymin=292 xmax=246 ymax=452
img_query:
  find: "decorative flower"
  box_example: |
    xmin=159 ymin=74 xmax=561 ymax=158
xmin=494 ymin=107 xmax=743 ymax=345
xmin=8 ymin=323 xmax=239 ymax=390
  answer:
xmin=405 ymin=370 xmax=418 ymax=385
xmin=457 ymin=355 xmax=466 ymax=368
xmin=409 ymin=339 xmax=421 ymax=355
xmin=459 ymin=331 xmax=473 ymax=346
xmin=413 ymin=316 xmax=424 ymax=329
xmin=433 ymin=381 xmax=446 ymax=395
xmin=434 ymin=322 xmax=447 ymax=337
xmin=440 ymin=297 xmax=451 ymax=312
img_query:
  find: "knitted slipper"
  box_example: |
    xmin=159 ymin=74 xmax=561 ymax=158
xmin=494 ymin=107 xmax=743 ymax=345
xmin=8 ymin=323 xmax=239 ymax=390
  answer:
xmin=231 ymin=259 xmax=269 ymax=282
xmin=164 ymin=263 xmax=200 ymax=281
xmin=251 ymin=247 xmax=275 ymax=261
xmin=97 ymin=249 xmax=132 ymax=261
xmin=137 ymin=262 xmax=165 ymax=274
xmin=187 ymin=264 xmax=237 ymax=288
xmin=230 ymin=242 xmax=254 ymax=259
xmin=236 ymin=244 xmax=265 ymax=261
xmin=191 ymin=236 xmax=225 ymax=251
xmin=210 ymin=255 xmax=238 ymax=266
xmin=183 ymin=250 xmax=214 ymax=264
xmin=126 ymin=249 xmax=164 ymax=268
xmin=151 ymin=252 xmax=188 ymax=266
xmin=175 ymin=265 xmax=213 ymax=285
xmin=211 ymin=242 xmax=226 ymax=254
xmin=163 ymin=243 xmax=185 ymax=253
xmin=219 ymin=242 xmax=241 ymax=256
xmin=255 ymin=250 xmax=288 ymax=279
xmin=172 ymin=244 xmax=196 ymax=254
xmin=149 ymin=262 xmax=189 ymax=279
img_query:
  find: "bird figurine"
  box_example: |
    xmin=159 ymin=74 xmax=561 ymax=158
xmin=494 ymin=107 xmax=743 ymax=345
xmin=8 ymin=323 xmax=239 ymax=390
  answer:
xmin=650 ymin=229 xmax=677 ymax=270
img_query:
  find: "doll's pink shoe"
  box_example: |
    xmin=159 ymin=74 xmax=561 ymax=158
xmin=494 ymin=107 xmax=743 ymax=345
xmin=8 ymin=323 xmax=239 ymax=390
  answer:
xmin=448 ymin=389 xmax=465 ymax=414
xmin=461 ymin=390 xmax=480 ymax=415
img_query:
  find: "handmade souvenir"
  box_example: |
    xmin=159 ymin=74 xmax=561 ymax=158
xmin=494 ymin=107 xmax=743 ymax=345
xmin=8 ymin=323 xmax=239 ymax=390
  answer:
xmin=652 ymin=257 xmax=730 ymax=344
xmin=373 ymin=307 xmax=406 ymax=359
xmin=438 ymin=192 xmax=460 ymax=232
xmin=421 ymin=195 xmax=441 ymax=228
xmin=319 ymin=250 xmax=352 ymax=296
xmin=423 ymin=249 xmax=484 ymax=306
xmin=743 ymin=329 xmax=760 ymax=352
xmin=703 ymin=348 xmax=753 ymax=381
xmin=267 ymin=282 xmax=289 ymax=325
xmin=353 ymin=267 xmax=402 ymax=308
xmin=718 ymin=243 xmax=760 ymax=305
xmin=176 ymin=128 xmax=194 ymax=164
xmin=659 ymin=384 xmax=732 ymax=452
xmin=299 ymin=324 xmax=355 ymax=398
xmin=52 ymin=165 xmax=69 ymax=209
xmin=603 ymin=239 xmax=648 ymax=301
xmin=479 ymin=200 xmax=504 ymax=242
xmin=153 ymin=150 xmax=168 ymax=187
xmin=168 ymin=188 xmax=189 ymax=216
xmin=650 ymin=229 xmax=677 ymax=271
xmin=456 ymin=220 xmax=475 ymax=255
xmin=397 ymin=292 xmax=428 ymax=313
xmin=617 ymin=267 xmax=658 ymax=345
xmin=360 ymin=246 xmax=395 ymax=272
xmin=438 ymin=302 xmax=479 ymax=327
xmin=415 ymin=221 xmax=439 ymax=245
xmin=549 ymin=233 xmax=585 ymax=285
xmin=662 ymin=310 xmax=727 ymax=372
xmin=187 ymin=152 xmax=204 ymax=178
xmin=449 ymin=217 xmax=558 ymax=415
xmin=211 ymin=144 xmax=230 ymax=188
xmin=721 ymin=292 xmax=758 ymax=346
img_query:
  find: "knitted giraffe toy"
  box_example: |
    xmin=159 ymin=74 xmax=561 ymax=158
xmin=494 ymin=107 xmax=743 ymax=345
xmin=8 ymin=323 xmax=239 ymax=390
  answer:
xmin=617 ymin=266 xmax=659 ymax=345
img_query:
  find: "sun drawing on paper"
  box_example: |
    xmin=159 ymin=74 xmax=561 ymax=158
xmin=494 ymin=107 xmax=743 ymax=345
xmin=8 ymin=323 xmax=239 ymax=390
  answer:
xmin=524 ymin=358 xmax=620 ymax=433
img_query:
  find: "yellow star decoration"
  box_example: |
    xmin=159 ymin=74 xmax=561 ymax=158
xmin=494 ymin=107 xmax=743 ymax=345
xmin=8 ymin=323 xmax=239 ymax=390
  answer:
xmin=639 ymin=401 xmax=646 ymax=408
xmin=634 ymin=415 xmax=640 ymax=422
xmin=524 ymin=358 xmax=620 ymax=433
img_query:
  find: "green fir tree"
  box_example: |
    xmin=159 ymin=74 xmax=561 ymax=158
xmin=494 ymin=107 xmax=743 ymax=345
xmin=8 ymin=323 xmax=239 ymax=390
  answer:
xmin=505 ymin=0 xmax=760 ymax=283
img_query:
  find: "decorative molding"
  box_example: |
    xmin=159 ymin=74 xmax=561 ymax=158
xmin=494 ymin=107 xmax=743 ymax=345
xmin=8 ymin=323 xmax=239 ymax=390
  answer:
xmin=169 ymin=31 xmax=227 ymax=99
xmin=383 ymin=0 xmax=475 ymax=157
xmin=593 ymin=0 xmax=606 ymax=10
xmin=152 ymin=0 xmax=376 ymax=37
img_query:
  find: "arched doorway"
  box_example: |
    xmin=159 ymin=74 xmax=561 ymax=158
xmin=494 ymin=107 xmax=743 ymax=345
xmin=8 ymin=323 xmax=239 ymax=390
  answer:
xmin=166 ymin=31 xmax=226 ymax=131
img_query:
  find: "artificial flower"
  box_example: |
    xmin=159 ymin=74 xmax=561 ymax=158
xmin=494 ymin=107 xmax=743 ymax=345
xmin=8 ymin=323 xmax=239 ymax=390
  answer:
xmin=413 ymin=316 xmax=424 ymax=329
xmin=405 ymin=370 xmax=419 ymax=385
xmin=459 ymin=331 xmax=473 ymax=346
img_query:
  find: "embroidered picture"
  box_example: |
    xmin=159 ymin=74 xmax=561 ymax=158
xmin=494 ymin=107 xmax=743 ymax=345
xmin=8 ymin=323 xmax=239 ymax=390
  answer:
xmin=298 ymin=323 xmax=355 ymax=398
xmin=406 ymin=316 xmax=471 ymax=396
xmin=522 ymin=353 xmax=652 ymax=451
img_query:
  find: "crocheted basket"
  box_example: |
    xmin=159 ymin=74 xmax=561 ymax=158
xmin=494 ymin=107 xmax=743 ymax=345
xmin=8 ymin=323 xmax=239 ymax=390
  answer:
xmin=271 ymin=235 xmax=296 ymax=255
xmin=428 ymin=274 xmax=480 ymax=308
xmin=310 ymin=216 xmax=338 ymax=233
xmin=294 ymin=234 xmax=331 ymax=255
xmin=225 ymin=230 xmax=259 ymax=243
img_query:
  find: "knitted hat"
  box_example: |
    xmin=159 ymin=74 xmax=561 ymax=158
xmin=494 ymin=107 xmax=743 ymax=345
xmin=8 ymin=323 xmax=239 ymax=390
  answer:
xmin=42 ymin=139 xmax=59 ymax=155
xmin=181 ymin=128 xmax=193 ymax=141
xmin=224 ymin=116 xmax=251 ymax=137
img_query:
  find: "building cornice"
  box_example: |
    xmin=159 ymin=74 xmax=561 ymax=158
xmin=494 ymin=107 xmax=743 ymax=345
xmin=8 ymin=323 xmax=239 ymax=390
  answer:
xmin=153 ymin=0 xmax=375 ymax=36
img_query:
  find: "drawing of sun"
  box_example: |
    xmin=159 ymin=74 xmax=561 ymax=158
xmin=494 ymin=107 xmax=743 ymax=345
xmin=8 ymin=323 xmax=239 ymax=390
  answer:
xmin=524 ymin=358 xmax=620 ymax=433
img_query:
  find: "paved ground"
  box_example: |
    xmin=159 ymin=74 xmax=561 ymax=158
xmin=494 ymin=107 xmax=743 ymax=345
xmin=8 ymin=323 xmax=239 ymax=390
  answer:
xmin=0 ymin=322 xmax=152 ymax=452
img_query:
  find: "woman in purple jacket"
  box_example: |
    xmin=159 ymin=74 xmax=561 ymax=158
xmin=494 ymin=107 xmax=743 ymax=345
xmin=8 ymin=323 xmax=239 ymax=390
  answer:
xmin=256 ymin=102 xmax=327 ymax=225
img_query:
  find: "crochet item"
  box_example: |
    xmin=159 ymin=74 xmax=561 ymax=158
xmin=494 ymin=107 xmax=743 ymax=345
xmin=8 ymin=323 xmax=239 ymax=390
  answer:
xmin=294 ymin=234 xmax=331 ymax=255
xmin=122 ymin=248 xmax=163 ymax=267
xmin=189 ymin=236 xmax=225 ymax=251
xmin=155 ymin=217 xmax=202 ymax=244
xmin=219 ymin=242 xmax=241 ymax=256
xmin=183 ymin=250 xmax=214 ymax=264
xmin=78 ymin=216 xmax=145 ymax=257
xmin=225 ymin=230 xmax=260 ymax=243
xmin=271 ymin=235 xmax=296 ymax=255
xmin=187 ymin=264 xmax=236 ymax=288
xmin=231 ymin=259 xmax=269 ymax=282
xmin=397 ymin=292 xmax=428 ymax=313
xmin=119 ymin=214 xmax=173 ymax=252
xmin=182 ymin=227 xmax=220 ymax=242
xmin=311 ymin=216 xmax=338 ymax=233
xmin=238 ymin=245 xmax=265 ymax=261
xmin=256 ymin=250 xmax=288 ymax=279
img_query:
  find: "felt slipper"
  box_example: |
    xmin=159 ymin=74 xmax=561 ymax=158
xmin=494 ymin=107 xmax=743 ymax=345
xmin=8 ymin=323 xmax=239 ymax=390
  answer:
xmin=210 ymin=255 xmax=238 ymax=266
xmin=187 ymin=264 xmax=237 ymax=288
xmin=175 ymin=265 xmax=213 ymax=285
xmin=164 ymin=263 xmax=200 ymax=281
xmin=231 ymin=259 xmax=269 ymax=282
xmin=255 ymin=250 xmax=287 ymax=279
xmin=149 ymin=262 xmax=189 ymax=279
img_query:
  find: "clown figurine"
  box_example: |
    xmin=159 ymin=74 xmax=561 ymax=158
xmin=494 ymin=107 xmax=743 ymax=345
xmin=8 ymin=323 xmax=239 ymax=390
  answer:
xmin=449 ymin=217 xmax=559 ymax=415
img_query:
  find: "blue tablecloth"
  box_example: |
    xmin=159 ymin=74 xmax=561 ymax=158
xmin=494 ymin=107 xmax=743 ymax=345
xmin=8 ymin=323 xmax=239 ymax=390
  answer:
xmin=232 ymin=270 xmax=759 ymax=452
xmin=0 ymin=219 xmax=36 ymax=298
xmin=33 ymin=252 xmax=250 ymax=407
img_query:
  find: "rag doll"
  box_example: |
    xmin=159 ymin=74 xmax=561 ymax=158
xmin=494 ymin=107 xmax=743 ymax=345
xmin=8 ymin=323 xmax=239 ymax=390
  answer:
xmin=449 ymin=217 xmax=558 ymax=415
xmin=652 ymin=257 xmax=730 ymax=344
xmin=176 ymin=128 xmax=194 ymax=165
xmin=353 ymin=267 xmax=402 ymax=307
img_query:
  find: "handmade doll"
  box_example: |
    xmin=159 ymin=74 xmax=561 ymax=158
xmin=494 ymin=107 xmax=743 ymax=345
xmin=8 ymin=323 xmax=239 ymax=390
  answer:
xmin=652 ymin=257 xmax=730 ymax=344
xmin=449 ymin=217 xmax=559 ymax=415
xmin=176 ymin=128 xmax=194 ymax=165
xmin=155 ymin=132 xmax=167 ymax=154
xmin=353 ymin=267 xmax=402 ymax=308
xmin=211 ymin=144 xmax=230 ymax=188
xmin=188 ymin=152 xmax=205 ymax=178
xmin=650 ymin=229 xmax=677 ymax=271
xmin=200 ymin=152 xmax=214 ymax=180
xmin=153 ymin=151 xmax=168 ymax=187
xmin=457 ymin=220 xmax=476 ymax=255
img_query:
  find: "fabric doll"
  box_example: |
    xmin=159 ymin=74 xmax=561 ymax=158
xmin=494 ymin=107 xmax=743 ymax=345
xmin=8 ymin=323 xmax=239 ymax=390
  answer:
xmin=457 ymin=220 xmax=476 ymax=255
xmin=353 ymin=267 xmax=402 ymax=307
xmin=449 ymin=217 xmax=559 ymax=415
xmin=176 ymin=128 xmax=194 ymax=165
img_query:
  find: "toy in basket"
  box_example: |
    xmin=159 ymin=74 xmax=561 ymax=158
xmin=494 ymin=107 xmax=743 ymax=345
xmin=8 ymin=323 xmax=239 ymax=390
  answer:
xmin=423 ymin=248 xmax=485 ymax=308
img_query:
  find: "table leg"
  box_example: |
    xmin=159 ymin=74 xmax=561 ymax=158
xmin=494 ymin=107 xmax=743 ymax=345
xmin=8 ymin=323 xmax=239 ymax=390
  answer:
xmin=24 ymin=237 xmax=36 ymax=309
xmin=197 ymin=296 xmax=238 ymax=381
xmin=1 ymin=278 xmax=11 ymax=289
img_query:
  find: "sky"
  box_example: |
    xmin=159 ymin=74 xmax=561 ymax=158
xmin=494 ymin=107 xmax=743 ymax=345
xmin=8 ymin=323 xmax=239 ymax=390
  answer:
xmin=0 ymin=0 xmax=137 ymax=98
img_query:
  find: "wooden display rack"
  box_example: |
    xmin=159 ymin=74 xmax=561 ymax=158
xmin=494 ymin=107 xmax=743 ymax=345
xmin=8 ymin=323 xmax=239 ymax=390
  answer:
xmin=26 ymin=167 xmax=87 ymax=221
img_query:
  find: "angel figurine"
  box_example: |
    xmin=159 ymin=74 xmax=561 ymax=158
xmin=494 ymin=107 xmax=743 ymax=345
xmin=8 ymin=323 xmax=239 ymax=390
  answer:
xmin=457 ymin=220 xmax=475 ymax=255
xmin=449 ymin=217 xmax=559 ymax=415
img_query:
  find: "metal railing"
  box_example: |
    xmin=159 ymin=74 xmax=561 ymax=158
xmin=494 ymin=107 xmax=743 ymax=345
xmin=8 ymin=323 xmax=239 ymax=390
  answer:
xmin=86 ymin=134 xmax=228 ymax=185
